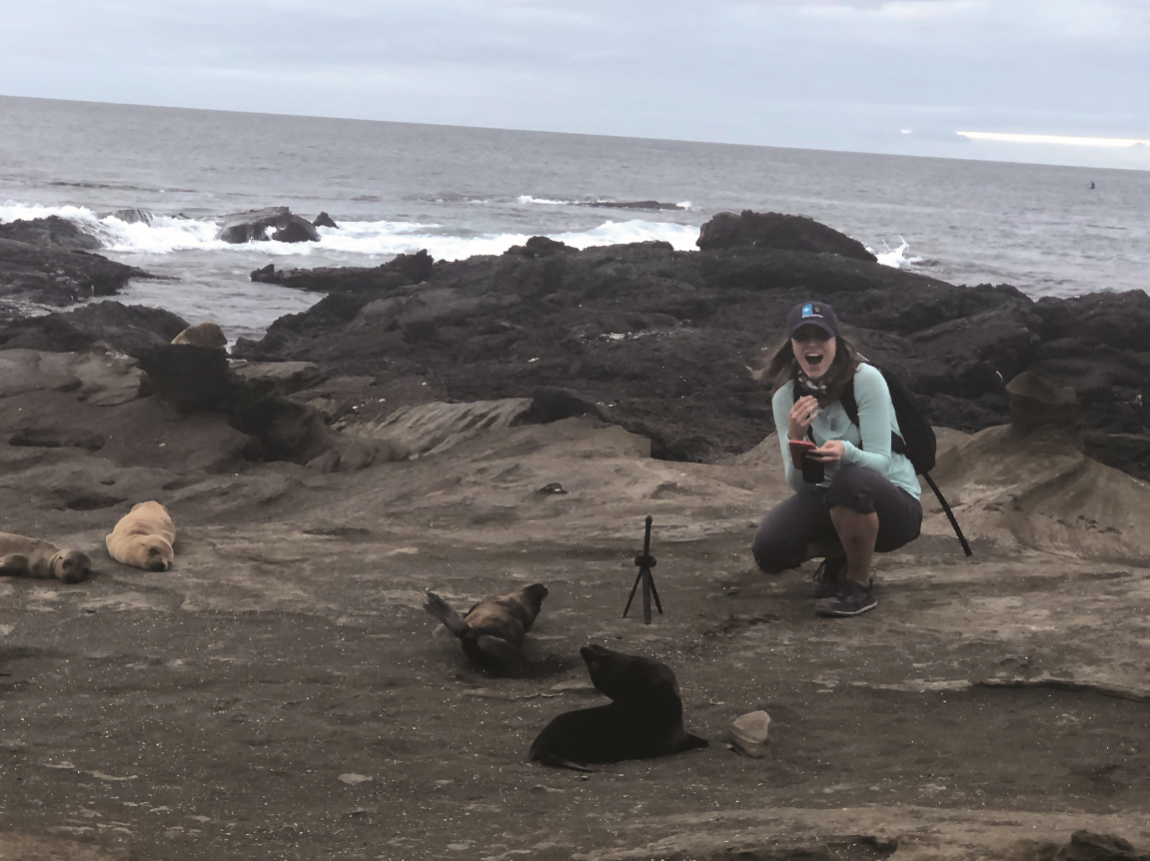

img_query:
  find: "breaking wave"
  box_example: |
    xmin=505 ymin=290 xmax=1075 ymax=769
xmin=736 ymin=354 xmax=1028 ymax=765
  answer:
xmin=0 ymin=201 xmax=701 ymax=259
xmin=870 ymin=237 xmax=924 ymax=269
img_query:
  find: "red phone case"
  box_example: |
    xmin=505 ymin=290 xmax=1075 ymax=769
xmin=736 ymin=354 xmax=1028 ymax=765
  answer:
xmin=789 ymin=439 xmax=816 ymax=469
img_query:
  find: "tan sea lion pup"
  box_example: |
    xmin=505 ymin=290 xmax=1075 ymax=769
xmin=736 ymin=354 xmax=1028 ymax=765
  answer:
xmin=171 ymin=321 xmax=227 ymax=348
xmin=423 ymin=583 xmax=548 ymax=671
xmin=0 ymin=532 xmax=92 ymax=583
xmin=106 ymin=501 xmax=176 ymax=571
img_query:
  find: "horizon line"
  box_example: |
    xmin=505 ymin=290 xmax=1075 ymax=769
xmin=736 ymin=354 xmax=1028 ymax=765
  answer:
xmin=957 ymin=131 xmax=1150 ymax=149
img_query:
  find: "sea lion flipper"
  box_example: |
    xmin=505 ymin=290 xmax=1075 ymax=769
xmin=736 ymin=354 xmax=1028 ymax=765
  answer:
xmin=681 ymin=733 xmax=709 ymax=752
xmin=0 ymin=554 xmax=30 ymax=577
xmin=471 ymin=633 xmax=521 ymax=666
xmin=529 ymin=749 xmax=599 ymax=773
xmin=423 ymin=592 xmax=469 ymax=637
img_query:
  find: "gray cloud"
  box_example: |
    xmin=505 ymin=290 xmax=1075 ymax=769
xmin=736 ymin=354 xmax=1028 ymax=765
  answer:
xmin=1 ymin=0 xmax=1147 ymax=168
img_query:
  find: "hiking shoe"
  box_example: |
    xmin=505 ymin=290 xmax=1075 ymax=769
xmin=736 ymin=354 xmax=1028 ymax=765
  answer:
xmin=811 ymin=555 xmax=848 ymax=599
xmin=815 ymin=579 xmax=877 ymax=617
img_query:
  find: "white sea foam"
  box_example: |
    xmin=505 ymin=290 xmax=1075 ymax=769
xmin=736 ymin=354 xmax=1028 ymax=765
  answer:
xmin=0 ymin=201 xmax=103 ymax=228
xmin=98 ymin=215 xmax=225 ymax=253
xmin=553 ymin=220 xmax=698 ymax=251
xmin=1 ymin=201 xmax=700 ymax=259
xmin=870 ymin=237 xmax=924 ymax=269
xmin=517 ymin=195 xmax=568 ymax=205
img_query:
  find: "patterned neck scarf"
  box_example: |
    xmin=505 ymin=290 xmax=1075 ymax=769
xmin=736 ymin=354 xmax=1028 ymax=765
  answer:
xmin=796 ymin=370 xmax=829 ymax=396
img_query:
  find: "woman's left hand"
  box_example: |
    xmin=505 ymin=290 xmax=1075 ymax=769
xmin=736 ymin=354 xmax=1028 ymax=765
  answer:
xmin=810 ymin=440 xmax=845 ymax=463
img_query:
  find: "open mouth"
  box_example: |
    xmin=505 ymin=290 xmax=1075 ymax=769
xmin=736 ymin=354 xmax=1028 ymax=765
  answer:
xmin=803 ymin=351 xmax=825 ymax=369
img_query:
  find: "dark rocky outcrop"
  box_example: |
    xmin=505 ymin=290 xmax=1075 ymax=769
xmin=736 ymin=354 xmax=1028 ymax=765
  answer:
xmin=216 ymin=207 xmax=320 ymax=244
xmin=1006 ymin=371 xmax=1079 ymax=434
xmin=578 ymin=200 xmax=685 ymax=211
xmin=0 ymin=217 xmax=154 ymax=311
xmin=505 ymin=236 xmax=572 ymax=258
xmin=230 ymin=234 xmax=947 ymax=463
xmin=7 ymin=210 xmax=1147 ymax=479
xmin=313 ymin=211 xmax=338 ymax=229
xmin=0 ymin=215 xmax=102 ymax=251
xmin=0 ymin=301 xmax=189 ymax=358
xmin=111 ymin=208 xmax=154 ymax=225
xmin=249 ymin=249 xmax=433 ymax=295
xmin=0 ymin=239 xmax=146 ymax=309
xmin=696 ymin=210 xmax=876 ymax=262
xmin=1030 ymin=830 xmax=1150 ymax=861
xmin=223 ymin=211 xmax=1150 ymax=479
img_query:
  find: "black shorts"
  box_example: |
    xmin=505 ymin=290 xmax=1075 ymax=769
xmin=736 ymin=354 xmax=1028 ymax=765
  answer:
xmin=751 ymin=464 xmax=922 ymax=573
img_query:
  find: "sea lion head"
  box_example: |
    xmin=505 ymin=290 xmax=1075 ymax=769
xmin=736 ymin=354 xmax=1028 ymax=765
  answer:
xmin=172 ymin=321 xmax=227 ymax=349
xmin=144 ymin=540 xmax=173 ymax=571
xmin=50 ymin=550 xmax=92 ymax=584
xmin=580 ymin=644 xmax=679 ymax=703
xmin=514 ymin=583 xmax=548 ymax=618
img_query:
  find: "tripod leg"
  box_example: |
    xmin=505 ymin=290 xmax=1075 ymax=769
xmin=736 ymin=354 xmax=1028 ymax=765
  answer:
xmin=622 ymin=569 xmax=643 ymax=617
xmin=642 ymin=568 xmax=652 ymax=624
xmin=647 ymin=570 xmax=664 ymax=615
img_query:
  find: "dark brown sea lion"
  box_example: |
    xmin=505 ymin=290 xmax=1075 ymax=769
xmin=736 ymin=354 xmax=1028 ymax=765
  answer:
xmin=423 ymin=583 xmax=548 ymax=670
xmin=529 ymin=644 xmax=708 ymax=771
xmin=0 ymin=532 xmax=92 ymax=583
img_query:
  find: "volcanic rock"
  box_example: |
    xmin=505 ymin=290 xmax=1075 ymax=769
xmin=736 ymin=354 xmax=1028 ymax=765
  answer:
xmin=1006 ymin=371 xmax=1078 ymax=434
xmin=0 ymin=237 xmax=149 ymax=309
xmin=216 ymin=206 xmax=320 ymax=244
xmin=247 ymin=250 xmax=432 ymax=294
xmin=0 ymin=301 xmax=189 ymax=358
xmin=222 ymin=211 xmax=1150 ymax=479
xmin=578 ymin=200 xmax=684 ymax=211
xmin=345 ymin=399 xmax=534 ymax=460
xmin=313 ymin=211 xmax=339 ymax=228
xmin=726 ymin=710 xmax=771 ymax=758
xmin=696 ymin=210 xmax=876 ymax=261
xmin=505 ymin=236 xmax=572 ymax=258
xmin=111 ymin=208 xmax=154 ymax=225
xmin=1053 ymin=831 xmax=1150 ymax=861
xmin=0 ymin=215 xmax=102 ymax=251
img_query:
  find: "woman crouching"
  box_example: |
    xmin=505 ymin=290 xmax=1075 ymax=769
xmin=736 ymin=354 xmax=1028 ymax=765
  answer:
xmin=752 ymin=301 xmax=922 ymax=617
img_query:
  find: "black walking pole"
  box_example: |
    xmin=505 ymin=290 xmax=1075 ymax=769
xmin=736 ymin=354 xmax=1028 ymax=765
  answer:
xmin=623 ymin=515 xmax=663 ymax=624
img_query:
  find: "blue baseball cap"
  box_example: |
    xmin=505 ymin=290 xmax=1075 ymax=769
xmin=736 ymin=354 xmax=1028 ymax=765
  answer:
xmin=786 ymin=301 xmax=839 ymax=339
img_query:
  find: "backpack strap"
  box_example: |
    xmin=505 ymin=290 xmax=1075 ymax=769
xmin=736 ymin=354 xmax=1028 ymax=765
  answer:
xmin=831 ymin=373 xmax=910 ymax=456
xmin=923 ymin=473 xmax=973 ymax=557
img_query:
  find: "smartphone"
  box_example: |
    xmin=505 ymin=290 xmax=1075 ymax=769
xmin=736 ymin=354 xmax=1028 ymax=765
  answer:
xmin=788 ymin=439 xmax=825 ymax=483
xmin=788 ymin=439 xmax=817 ymax=470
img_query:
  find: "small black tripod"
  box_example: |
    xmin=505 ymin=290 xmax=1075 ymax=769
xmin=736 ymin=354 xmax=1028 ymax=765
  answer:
xmin=623 ymin=514 xmax=663 ymax=624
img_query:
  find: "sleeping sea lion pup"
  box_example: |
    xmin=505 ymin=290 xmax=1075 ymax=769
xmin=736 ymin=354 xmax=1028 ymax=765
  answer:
xmin=171 ymin=321 xmax=227 ymax=348
xmin=529 ymin=644 xmax=708 ymax=771
xmin=423 ymin=583 xmax=548 ymax=670
xmin=106 ymin=501 xmax=176 ymax=571
xmin=0 ymin=532 xmax=92 ymax=583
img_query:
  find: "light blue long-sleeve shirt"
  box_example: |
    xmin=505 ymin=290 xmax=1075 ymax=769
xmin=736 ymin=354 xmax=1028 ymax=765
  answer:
xmin=771 ymin=363 xmax=921 ymax=499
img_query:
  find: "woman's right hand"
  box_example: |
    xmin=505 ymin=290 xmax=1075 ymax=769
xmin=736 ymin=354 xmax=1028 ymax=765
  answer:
xmin=788 ymin=394 xmax=820 ymax=440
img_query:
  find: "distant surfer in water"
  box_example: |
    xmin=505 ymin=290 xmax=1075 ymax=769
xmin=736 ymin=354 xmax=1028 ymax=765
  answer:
xmin=1090 ymin=181 xmax=1096 ymax=189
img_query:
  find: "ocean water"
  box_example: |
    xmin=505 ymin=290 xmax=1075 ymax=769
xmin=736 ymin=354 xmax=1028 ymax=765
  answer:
xmin=1 ymin=95 xmax=1148 ymax=341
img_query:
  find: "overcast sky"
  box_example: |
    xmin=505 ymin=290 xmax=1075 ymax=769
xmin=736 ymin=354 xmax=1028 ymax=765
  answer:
xmin=2 ymin=0 xmax=1147 ymax=169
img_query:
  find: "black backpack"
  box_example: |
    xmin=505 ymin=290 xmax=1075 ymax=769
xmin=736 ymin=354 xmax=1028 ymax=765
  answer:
xmin=795 ymin=363 xmax=972 ymax=557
